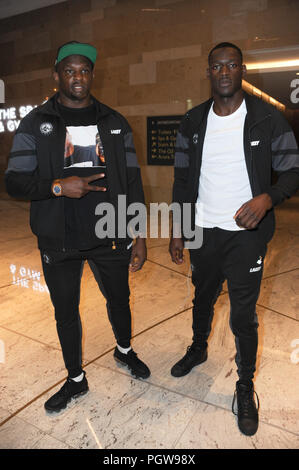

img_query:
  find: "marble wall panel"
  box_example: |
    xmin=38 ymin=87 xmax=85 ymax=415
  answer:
xmin=0 ymin=30 xmax=22 ymax=45
xmin=4 ymin=68 xmax=53 ymax=84
xmin=156 ymin=56 xmax=208 ymax=83
xmin=49 ymin=25 xmax=71 ymax=50
xmin=0 ymin=41 xmax=15 ymax=76
xmin=141 ymin=165 xmax=174 ymax=191
xmin=69 ymin=23 xmax=94 ymax=44
xmin=246 ymin=5 xmax=299 ymax=44
xmin=95 ymin=64 xmax=130 ymax=89
xmin=1 ymin=0 xmax=299 ymax=205
xmin=115 ymin=101 xmax=187 ymax=117
xmin=97 ymin=35 xmax=129 ymax=59
xmin=142 ymin=44 xmax=202 ymax=63
xmin=4 ymin=82 xmax=27 ymax=101
xmin=0 ymin=4 xmax=63 ymax=34
xmin=81 ymin=8 xmax=104 ymax=24
xmin=96 ymin=53 xmax=142 ymax=70
xmin=91 ymin=0 xmax=116 ymax=9
xmin=212 ymin=14 xmax=249 ymax=44
xmin=18 ymin=50 xmax=57 ymax=74
xmin=129 ymin=62 xmax=157 ymax=86
xmin=14 ymin=32 xmax=51 ymax=58
xmin=230 ymin=0 xmax=268 ymax=15
xmin=156 ymin=0 xmax=184 ymax=5
xmin=144 ymin=185 xmax=173 ymax=205
xmin=92 ymin=86 xmax=118 ymax=107
xmin=117 ymin=79 xmax=202 ymax=107
xmin=92 ymin=15 xmax=131 ymax=41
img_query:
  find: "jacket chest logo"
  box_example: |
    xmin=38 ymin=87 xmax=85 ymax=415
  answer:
xmin=250 ymin=140 xmax=260 ymax=147
xmin=40 ymin=122 xmax=53 ymax=135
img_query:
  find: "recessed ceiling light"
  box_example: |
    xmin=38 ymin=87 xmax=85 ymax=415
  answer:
xmin=246 ymin=59 xmax=299 ymax=71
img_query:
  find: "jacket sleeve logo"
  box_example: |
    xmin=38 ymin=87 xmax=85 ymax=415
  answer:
xmin=40 ymin=122 xmax=53 ymax=135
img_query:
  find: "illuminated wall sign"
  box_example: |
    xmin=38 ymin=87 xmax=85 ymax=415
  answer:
xmin=0 ymin=105 xmax=37 ymax=132
xmin=147 ymin=115 xmax=182 ymax=166
xmin=0 ymin=79 xmax=4 ymax=103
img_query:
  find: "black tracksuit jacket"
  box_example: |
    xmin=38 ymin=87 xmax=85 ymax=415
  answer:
xmin=172 ymin=92 xmax=299 ymax=244
xmin=5 ymin=94 xmax=145 ymax=250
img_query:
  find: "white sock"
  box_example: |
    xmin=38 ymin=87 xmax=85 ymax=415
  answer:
xmin=117 ymin=344 xmax=132 ymax=354
xmin=71 ymin=372 xmax=84 ymax=382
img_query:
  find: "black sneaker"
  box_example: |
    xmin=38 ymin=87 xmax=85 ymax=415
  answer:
xmin=44 ymin=371 xmax=89 ymax=413
xmin=232 ymin=380 xmax=260 ymax=436
xmin=171 ymin=343 xmax=208 ymax=377
xmin=114 ymin=348 xmax=150 ymax=379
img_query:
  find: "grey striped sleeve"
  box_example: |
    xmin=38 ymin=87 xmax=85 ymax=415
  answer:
xmin=174 ymin=131 xmax=189 ymax=168
xmin=271 ymin=131 xmax=299 ymax=172
xmin=124 ymin=131 xmax=139 ymax=168
xmin=6 ymin=132 xmax=37 ymax=173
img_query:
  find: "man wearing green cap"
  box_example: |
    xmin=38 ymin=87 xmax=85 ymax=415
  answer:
xmin=5 ymin=41 xmax=150 ymax=413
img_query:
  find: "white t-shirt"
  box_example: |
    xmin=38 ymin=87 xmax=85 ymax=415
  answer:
xmin=195 ymin=100 xmax=252 ymax=231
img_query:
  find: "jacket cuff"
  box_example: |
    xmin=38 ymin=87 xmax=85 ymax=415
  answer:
xmin=38 ymin=179 xmax=55 ymax=199
xmin=266 ymin=187 xmax=284 ymax=207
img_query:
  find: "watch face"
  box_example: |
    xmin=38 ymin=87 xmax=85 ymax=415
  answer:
xmin=53 ymin=184 xmax=61 ymax=195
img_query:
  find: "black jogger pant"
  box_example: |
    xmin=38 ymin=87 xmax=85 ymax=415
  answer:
xmin=189 ymin=227 xmax=267 ymax=382
xmin=41 ymin=243 xmax=132 ymax=378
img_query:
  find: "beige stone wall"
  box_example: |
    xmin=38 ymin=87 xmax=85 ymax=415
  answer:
xmin=1 ymin=0 xmax=299 ymax=200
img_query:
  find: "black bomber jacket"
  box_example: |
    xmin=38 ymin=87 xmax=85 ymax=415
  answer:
xmin=172 ymin=92 xmax=299 ymax=243
xmin=5 ymin=94 xmax=145 ymax=249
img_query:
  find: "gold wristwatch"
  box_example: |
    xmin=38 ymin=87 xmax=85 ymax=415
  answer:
xmin=51 ymin=179 xmax=63 ymax=196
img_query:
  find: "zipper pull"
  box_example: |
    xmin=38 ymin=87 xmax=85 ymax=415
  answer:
xmin=112 ymin=241 xmax=116 ymax=250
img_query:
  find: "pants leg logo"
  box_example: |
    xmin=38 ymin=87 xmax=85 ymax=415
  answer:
xmin=250 ymin=256 xmax=263 ymax=273
xmin=43 ymin=253 xmax=51 ymax=264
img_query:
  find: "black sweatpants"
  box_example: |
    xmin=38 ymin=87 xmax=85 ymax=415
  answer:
xmin=41 ymin=243 xmax=132 ymax=378
xmin=189 ymin=227 xmax=267 ymax=381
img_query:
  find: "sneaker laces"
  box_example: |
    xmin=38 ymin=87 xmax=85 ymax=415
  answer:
xmin=127 ymin=350 xmax=138 ymax=360
xmin=232 ymin=387 xmax=260 ymax=416
xmin=55 ymin=379 xmax=72 ymax=398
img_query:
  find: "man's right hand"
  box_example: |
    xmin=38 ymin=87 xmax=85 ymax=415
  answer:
xmin=58 ymin=174 xmax=106 ymax=198
xmin=169 ymin=237 xmax=184 ymax=264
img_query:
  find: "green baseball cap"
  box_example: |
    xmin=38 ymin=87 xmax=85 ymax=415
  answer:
xmin=55 ymin=42 xmax=97 ymax=66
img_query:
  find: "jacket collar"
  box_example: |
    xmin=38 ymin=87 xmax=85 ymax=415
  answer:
xmin=243 ymin=91 xmax=272 ymax=127
xmin=189 ymin=91 xmax=271 ymax=127
xmin=35 ymin=93 xmax=112 ymax=119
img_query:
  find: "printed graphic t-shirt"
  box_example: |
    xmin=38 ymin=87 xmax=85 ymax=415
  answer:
xmin=58 ymin=102 xmax=109 ymax=250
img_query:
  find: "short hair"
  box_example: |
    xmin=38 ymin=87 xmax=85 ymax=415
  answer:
xmin=208 ymin=42 xmax=243 ymax=64
xmin=54 ymin=41 xmax=94 ymax=71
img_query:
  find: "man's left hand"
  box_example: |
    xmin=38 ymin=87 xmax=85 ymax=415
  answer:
xmin=234 ymin=193 xmax=273 ymax=229
xmin=129 ymin=237 xmax=147 ymax=272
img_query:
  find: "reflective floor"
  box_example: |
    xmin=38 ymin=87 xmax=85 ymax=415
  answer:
xmin=0 ymin=194 xmax=298 ymax=449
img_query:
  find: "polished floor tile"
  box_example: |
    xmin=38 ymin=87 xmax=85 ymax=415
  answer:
xmin=0 ymin=200 xmax=32 ymax=242
xmin=0 ymin=327 xmax=65 ymax=414
xmin=17 ymin=363 xmax=200 ymax=450
xmin=175 ymin=404 xmax=299 ymax=449
xmin=258 ymin=270 xmax=299 ymax=320
xmin=0 ymin=237 xmax=42 ymax=288
xmin=0 ymin=195 xmax=298 ymax=449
